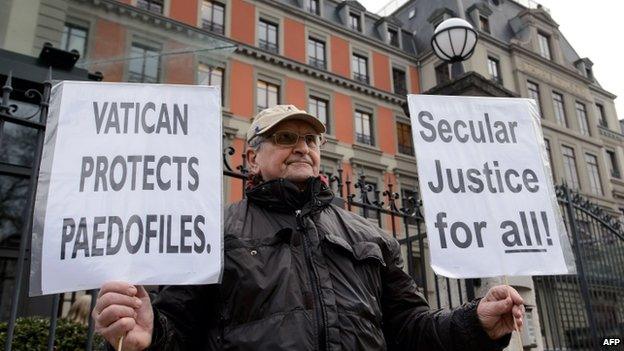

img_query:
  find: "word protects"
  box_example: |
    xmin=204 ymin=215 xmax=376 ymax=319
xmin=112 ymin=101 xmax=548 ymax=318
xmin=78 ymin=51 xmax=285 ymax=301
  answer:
xmin=60 ymin=214 xmax=209 ymax=260
xmin=80 ymin=155 xmax=199 ymax=192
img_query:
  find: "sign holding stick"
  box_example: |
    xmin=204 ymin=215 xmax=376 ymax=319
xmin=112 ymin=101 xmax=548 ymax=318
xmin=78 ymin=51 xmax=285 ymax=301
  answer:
xmin=30 ymin=82 xmax=223 ymax=295
xmin=408 ymin=95 xmax=575 ymax=278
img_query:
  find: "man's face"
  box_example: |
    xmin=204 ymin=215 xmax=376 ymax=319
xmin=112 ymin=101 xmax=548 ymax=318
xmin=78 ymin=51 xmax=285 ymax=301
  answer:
xmin=247 ymin=119 xmax=321 ymax=184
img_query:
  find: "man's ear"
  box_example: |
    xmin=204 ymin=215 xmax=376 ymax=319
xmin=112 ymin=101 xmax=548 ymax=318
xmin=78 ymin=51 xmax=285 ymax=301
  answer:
xmin=246 ymin=147 xmax=260 ymax=175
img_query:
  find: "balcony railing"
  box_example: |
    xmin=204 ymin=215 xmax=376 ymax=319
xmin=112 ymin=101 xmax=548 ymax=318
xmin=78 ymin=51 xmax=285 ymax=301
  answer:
xmin=202 ymin=20 xmax=224 ymax=35
xmin=356 ymin=133 xmax=374 ymax=145
xmin=398 ymin=144 xmax=414 ymax=156
xmin=137 ymin=0 xmax=163 ymax=14
xmin=599 ymin=118 xmax=608 ymax=128
xmin=611 ymin=169 xmax=621 ymax=179
xmin=259 ymin=39 xmax=278 ymax=53
xmin=353 ymin=73 xmax=369 ymax=84
xmin=393 ymin=83 xmax=407 ymax=96
xmin=309 ymin=57 xmax=326 ymax=70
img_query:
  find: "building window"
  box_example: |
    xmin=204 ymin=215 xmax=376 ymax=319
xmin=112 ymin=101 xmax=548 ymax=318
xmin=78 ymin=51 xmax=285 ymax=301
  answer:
xmin=537 ymin=32 xmax=551 ymax=60
xmin=562 ymin=146 xmax=580 ymax=189
xmin=61 ymin=23 xmax=88 ymax=58
xmin=596 ymin=103 xmax=607 ymax=128
xmin=355 ymin=110 xmax=373 ymax=145
xmin=387 ymin=28 xmax=399 ymax=47
xmin=527 ymin=81 xmax=541 ymax=116
xmin=479 ymin=15 xmax=490 ymax=34
xmin=397 ymin=122 xmax=414 ymax=156
xmin=198 ymin=64 xmax=224 ymax=103
xmin=256 ymin=80 xmax=279 ymax=112
xmin=136 ymin=0 xmax=164 ymax=14
xmin=306 ymin=0 xmax=320 ymax=15
xmin=201 ymin=1 xmax=225 ymax=35
xmin=576 ymin=101 xmax=590 ymax=136
xmin=487 ymin=56 xmax=501 ymax=84
xmin=435 ymin=63 xmax=450 ymax=85
xmin=585 ymin=153 xmax=603 ymax=196
xmin=309 ymin=96 xmax=329 ymax=133
xmin=308 ymin=37 xmax=326 ymax=69
xmin=552 ymin=92 xmax=567 ymax=127
xmin=392 ymin=68 xmax=407 ymax=96
xmin=352 ymin=54 xmax=369 ymax=84
xmin=545 ymin=139 xmax=555 ymax=180
xmin=128 ymin=43 xmax=160 ymax=83
xmin=606 ymin=150 xmax=620 ymax=178
xmin=349 ymin=12 xmax=361 ymax=32
xmin=258 ymin=19 xmax=278 ymax=53
xmin=408 ymin=8 xmax=416 ymax=19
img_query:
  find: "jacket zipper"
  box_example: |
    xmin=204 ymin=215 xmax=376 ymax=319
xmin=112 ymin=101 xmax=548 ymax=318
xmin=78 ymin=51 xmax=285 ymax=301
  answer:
xmin=296 ymin=209 xmax=328 ymax=351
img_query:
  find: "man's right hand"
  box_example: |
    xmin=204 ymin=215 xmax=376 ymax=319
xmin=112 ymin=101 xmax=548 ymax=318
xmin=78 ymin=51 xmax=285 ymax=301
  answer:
xmin=93 ymin=282 xmax=154 ymax=351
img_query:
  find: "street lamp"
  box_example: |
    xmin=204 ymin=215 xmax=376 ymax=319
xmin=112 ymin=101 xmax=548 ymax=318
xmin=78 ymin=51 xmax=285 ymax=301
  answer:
xmin=431 ymin=18 xmax=478 ymax=77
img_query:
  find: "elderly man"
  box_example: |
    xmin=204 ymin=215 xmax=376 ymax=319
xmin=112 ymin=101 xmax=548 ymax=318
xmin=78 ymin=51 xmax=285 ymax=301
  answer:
xmin=94 ymin=105 xmax=524 ymax=350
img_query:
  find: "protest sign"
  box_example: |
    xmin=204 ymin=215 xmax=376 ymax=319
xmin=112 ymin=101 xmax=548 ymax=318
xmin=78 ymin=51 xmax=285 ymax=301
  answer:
xmin=30 ymin=81 xmax=223 ymax=295
xmin=408 ymin=95 xmax=575 ymax=278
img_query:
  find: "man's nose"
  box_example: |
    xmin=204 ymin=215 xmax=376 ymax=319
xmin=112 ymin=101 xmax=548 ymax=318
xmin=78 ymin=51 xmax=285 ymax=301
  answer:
xmin=292 ymin=136 xmax=310 ymax=154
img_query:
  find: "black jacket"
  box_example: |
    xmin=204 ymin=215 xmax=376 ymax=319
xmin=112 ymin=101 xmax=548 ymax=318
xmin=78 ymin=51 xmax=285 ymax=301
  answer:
xmin=147 ymin=177 xmax=511 ymax=350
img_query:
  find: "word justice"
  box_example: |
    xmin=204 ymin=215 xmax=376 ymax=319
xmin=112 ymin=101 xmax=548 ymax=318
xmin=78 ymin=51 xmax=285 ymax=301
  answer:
xmin=428 ymin=159 xmax=540 ymax=194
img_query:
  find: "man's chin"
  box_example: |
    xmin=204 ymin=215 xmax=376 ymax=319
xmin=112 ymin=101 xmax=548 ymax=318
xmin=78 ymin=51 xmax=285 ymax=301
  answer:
xmin=285 ymin=172 xmax=317 ymax=184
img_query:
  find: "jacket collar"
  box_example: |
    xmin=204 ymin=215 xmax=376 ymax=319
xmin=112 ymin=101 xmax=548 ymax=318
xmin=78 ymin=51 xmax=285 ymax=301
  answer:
xmin=245 ymin=177 xmax=334 ymax=215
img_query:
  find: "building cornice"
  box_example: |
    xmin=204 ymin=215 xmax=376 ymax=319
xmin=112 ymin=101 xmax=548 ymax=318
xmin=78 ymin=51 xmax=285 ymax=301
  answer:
xmin=509 ymin=43 xmax=598 ymax=88
xmin=236 ymin=44 xmax=407 ymax=105
xmin=598 ymin=126 xmax=624 ymax=143
xmin=588 ymin=84 xmax=617 ymax=100
xmin=71 ymin=0 xmax=237 ymax=48
xmin=72 ymin=0 xmax=410 ymax=105
xmin=542 ymin=122 xmax=604 ymax=148
xmin=255 ymin=0 xmax=418 ymax=60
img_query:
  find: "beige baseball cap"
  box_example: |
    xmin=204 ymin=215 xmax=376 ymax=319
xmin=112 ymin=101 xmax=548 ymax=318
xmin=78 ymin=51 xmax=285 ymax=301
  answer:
xmin=246 ymin=104 xmax=326 ymax=143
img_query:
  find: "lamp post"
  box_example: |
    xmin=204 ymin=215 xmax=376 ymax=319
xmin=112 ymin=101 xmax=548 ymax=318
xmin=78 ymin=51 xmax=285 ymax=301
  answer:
xmin=431 ymin=17 xmax=478 ymax=79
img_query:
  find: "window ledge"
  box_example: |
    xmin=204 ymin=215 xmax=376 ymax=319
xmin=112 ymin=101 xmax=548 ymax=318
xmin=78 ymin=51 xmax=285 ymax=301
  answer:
xmin=353 ymin=143 xmax=383 ymax=156
xmin=395 ymin=153 xmax=416 ymax=164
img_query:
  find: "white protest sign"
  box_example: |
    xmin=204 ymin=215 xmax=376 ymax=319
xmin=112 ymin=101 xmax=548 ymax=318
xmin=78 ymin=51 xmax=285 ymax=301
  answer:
xmin=408 ymin=95 xmax=575 ymax=278
xmin=30 ymin=81 xmax=223 ymax=295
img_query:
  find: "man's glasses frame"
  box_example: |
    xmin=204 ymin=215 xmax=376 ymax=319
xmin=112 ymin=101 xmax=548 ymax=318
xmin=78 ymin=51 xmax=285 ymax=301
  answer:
xmin=268 ymin=130 xmax=327 ymax=149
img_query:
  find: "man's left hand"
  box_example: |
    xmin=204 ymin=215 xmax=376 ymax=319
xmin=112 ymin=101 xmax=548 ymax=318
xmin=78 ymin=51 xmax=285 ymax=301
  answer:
xmin=477 ymin=285 xmax=525 ymax=340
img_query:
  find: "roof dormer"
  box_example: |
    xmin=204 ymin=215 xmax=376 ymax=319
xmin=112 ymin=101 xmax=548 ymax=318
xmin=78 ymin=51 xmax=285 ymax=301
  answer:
xmin=466 ymin=2 xmax=493 ymax=34
xmin=427 ymin=7 xmax=456 ymax=30
xmin=376 ymin=15 xmax=403 ymax=48
xmin=337 ymin=1 xmax=367 ymax=33
xmin=575 ymin=58 xmax=595 ymax=82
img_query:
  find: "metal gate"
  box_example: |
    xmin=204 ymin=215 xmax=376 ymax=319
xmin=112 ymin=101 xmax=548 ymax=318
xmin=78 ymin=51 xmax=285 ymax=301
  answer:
xmin=534 ymin=185 xmax=624 ymax=350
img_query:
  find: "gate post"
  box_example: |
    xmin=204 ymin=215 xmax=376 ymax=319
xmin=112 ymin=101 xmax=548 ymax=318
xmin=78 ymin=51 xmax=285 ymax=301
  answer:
xmin=563 ymin=185 xmax=599 ymax=350
xmin=3 ymin=70 xmax=52 ymax=351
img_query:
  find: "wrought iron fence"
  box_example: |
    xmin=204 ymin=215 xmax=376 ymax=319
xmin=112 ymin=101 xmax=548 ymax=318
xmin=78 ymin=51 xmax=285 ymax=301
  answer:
xmin=1 ymin=71 xmax=624 ymax=350
xmin=534 ymin=185 xmax=624 ymax=350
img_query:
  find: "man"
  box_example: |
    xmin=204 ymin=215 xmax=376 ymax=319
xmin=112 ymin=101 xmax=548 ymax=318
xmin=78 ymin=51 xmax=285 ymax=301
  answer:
xmin=94 ymin=105 xmax=524 ymax=350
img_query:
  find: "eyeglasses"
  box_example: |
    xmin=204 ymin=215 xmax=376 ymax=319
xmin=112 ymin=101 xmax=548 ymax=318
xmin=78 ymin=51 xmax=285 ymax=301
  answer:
xmin=269 ymin=131 xmax=326 ymax=149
